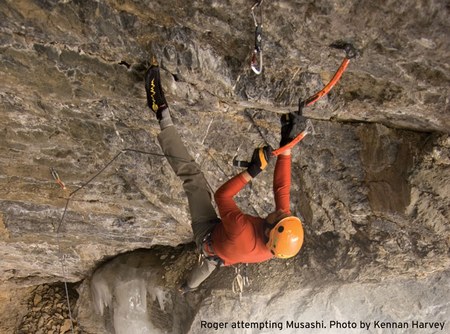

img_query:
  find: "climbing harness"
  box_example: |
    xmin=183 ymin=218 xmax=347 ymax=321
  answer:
xmin=250 ymin=0 xmax=264 ymax=74
xmin=199 ymin=230 xmax=224 ymax=267
xmin=50 ymin=167 xmax=66 ymax=190
xmin=232 ymin=264 xmax=250 ymax=299
xmin=298 ymin=42 xmax=358 ymax=113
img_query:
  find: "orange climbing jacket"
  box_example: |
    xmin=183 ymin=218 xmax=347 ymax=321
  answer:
xmin=211 ymin=154 xmax=291 ymax=266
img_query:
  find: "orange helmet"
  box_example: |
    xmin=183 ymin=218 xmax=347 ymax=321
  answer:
xmin=266 ymin=216 xmax=304 ymax=258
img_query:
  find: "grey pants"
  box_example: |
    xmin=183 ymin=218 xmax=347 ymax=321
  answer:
xmin=157 ymin=126 xmax=220 ymax=288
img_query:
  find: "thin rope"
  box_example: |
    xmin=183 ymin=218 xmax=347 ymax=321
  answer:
xmin=54 ymin=148 xmax=200 ymax=333
xmin=56 ymin=236 xmax=75 ymax=333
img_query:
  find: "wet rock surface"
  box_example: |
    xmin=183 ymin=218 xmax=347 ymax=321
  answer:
xmin=0 ymin=0 xmax=449 ymax=333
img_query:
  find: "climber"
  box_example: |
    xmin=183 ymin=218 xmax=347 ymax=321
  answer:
xmin=145 ymin=59 xmax=304 ymax=294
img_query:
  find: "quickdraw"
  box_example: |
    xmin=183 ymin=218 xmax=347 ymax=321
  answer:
xmin=250 ymin=0 xmax=263 ymax=74
xmin=298 ymin=42 xmax=358 ymax=112
xmin=50 ymin=167 xmax=66 ymax=190
xmin=231 ymin=264 xmax=250 ymax=299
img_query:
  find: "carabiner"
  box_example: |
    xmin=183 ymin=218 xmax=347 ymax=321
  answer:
xmin=251 ymin=48 xmax=263 ymax=75
xmin=251 ymin=0 xmax=263 ymax=26
xmin=250 ymin=0 xmax=263 ymax=74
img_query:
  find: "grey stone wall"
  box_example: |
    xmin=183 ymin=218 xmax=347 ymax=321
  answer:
xmin=0 ymin=0 xmax=449 ymax=332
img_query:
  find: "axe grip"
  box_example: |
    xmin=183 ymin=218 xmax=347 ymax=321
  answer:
xmin=233 ymin=159 xmax=251 ymax=168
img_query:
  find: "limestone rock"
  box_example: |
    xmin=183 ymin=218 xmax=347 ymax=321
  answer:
xmin=0 ymin=0 xmax=449 ymax=333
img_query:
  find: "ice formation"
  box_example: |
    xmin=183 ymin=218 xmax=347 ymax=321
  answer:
xmin=91 ymin=258 xmax=170 ymax=334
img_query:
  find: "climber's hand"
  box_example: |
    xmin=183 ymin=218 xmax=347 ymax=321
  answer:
xmin=247 ymin=146 xmax=272 ymax=178
xmin=280 ymin=113 xmax=295 ymax=147
xmin=280 ymin=113 xmax=308 ymax=147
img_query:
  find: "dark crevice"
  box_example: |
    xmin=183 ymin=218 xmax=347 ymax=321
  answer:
xmin=118 ymin=60 xmax=131 ymax=69
xmin=172 ymin=73 xmax=180 ymax=82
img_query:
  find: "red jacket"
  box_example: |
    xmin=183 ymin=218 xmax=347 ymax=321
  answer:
xmin=212 ymin=155 xmax=292 ymax=266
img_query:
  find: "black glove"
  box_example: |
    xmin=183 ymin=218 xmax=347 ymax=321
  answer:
xmin=280 ymin=113 xmax=307 ymax=147
xmin=247 ymin=146 xmax=272 ymax=178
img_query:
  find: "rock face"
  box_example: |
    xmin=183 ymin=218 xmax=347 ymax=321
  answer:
xmin=0 ymin=0 xmax=449 ymax=333
xmin=17 ymin=283 xmax=80 ymax=334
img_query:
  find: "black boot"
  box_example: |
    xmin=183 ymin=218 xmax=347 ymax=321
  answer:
xmin=144 ymin=59 xmax=168 ymax=119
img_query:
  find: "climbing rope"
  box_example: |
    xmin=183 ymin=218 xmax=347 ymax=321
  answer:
xmin=55 ymin=237 xmax=75 ymax=334
xmin=52 ymin=148 xmax=196 ymax=333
